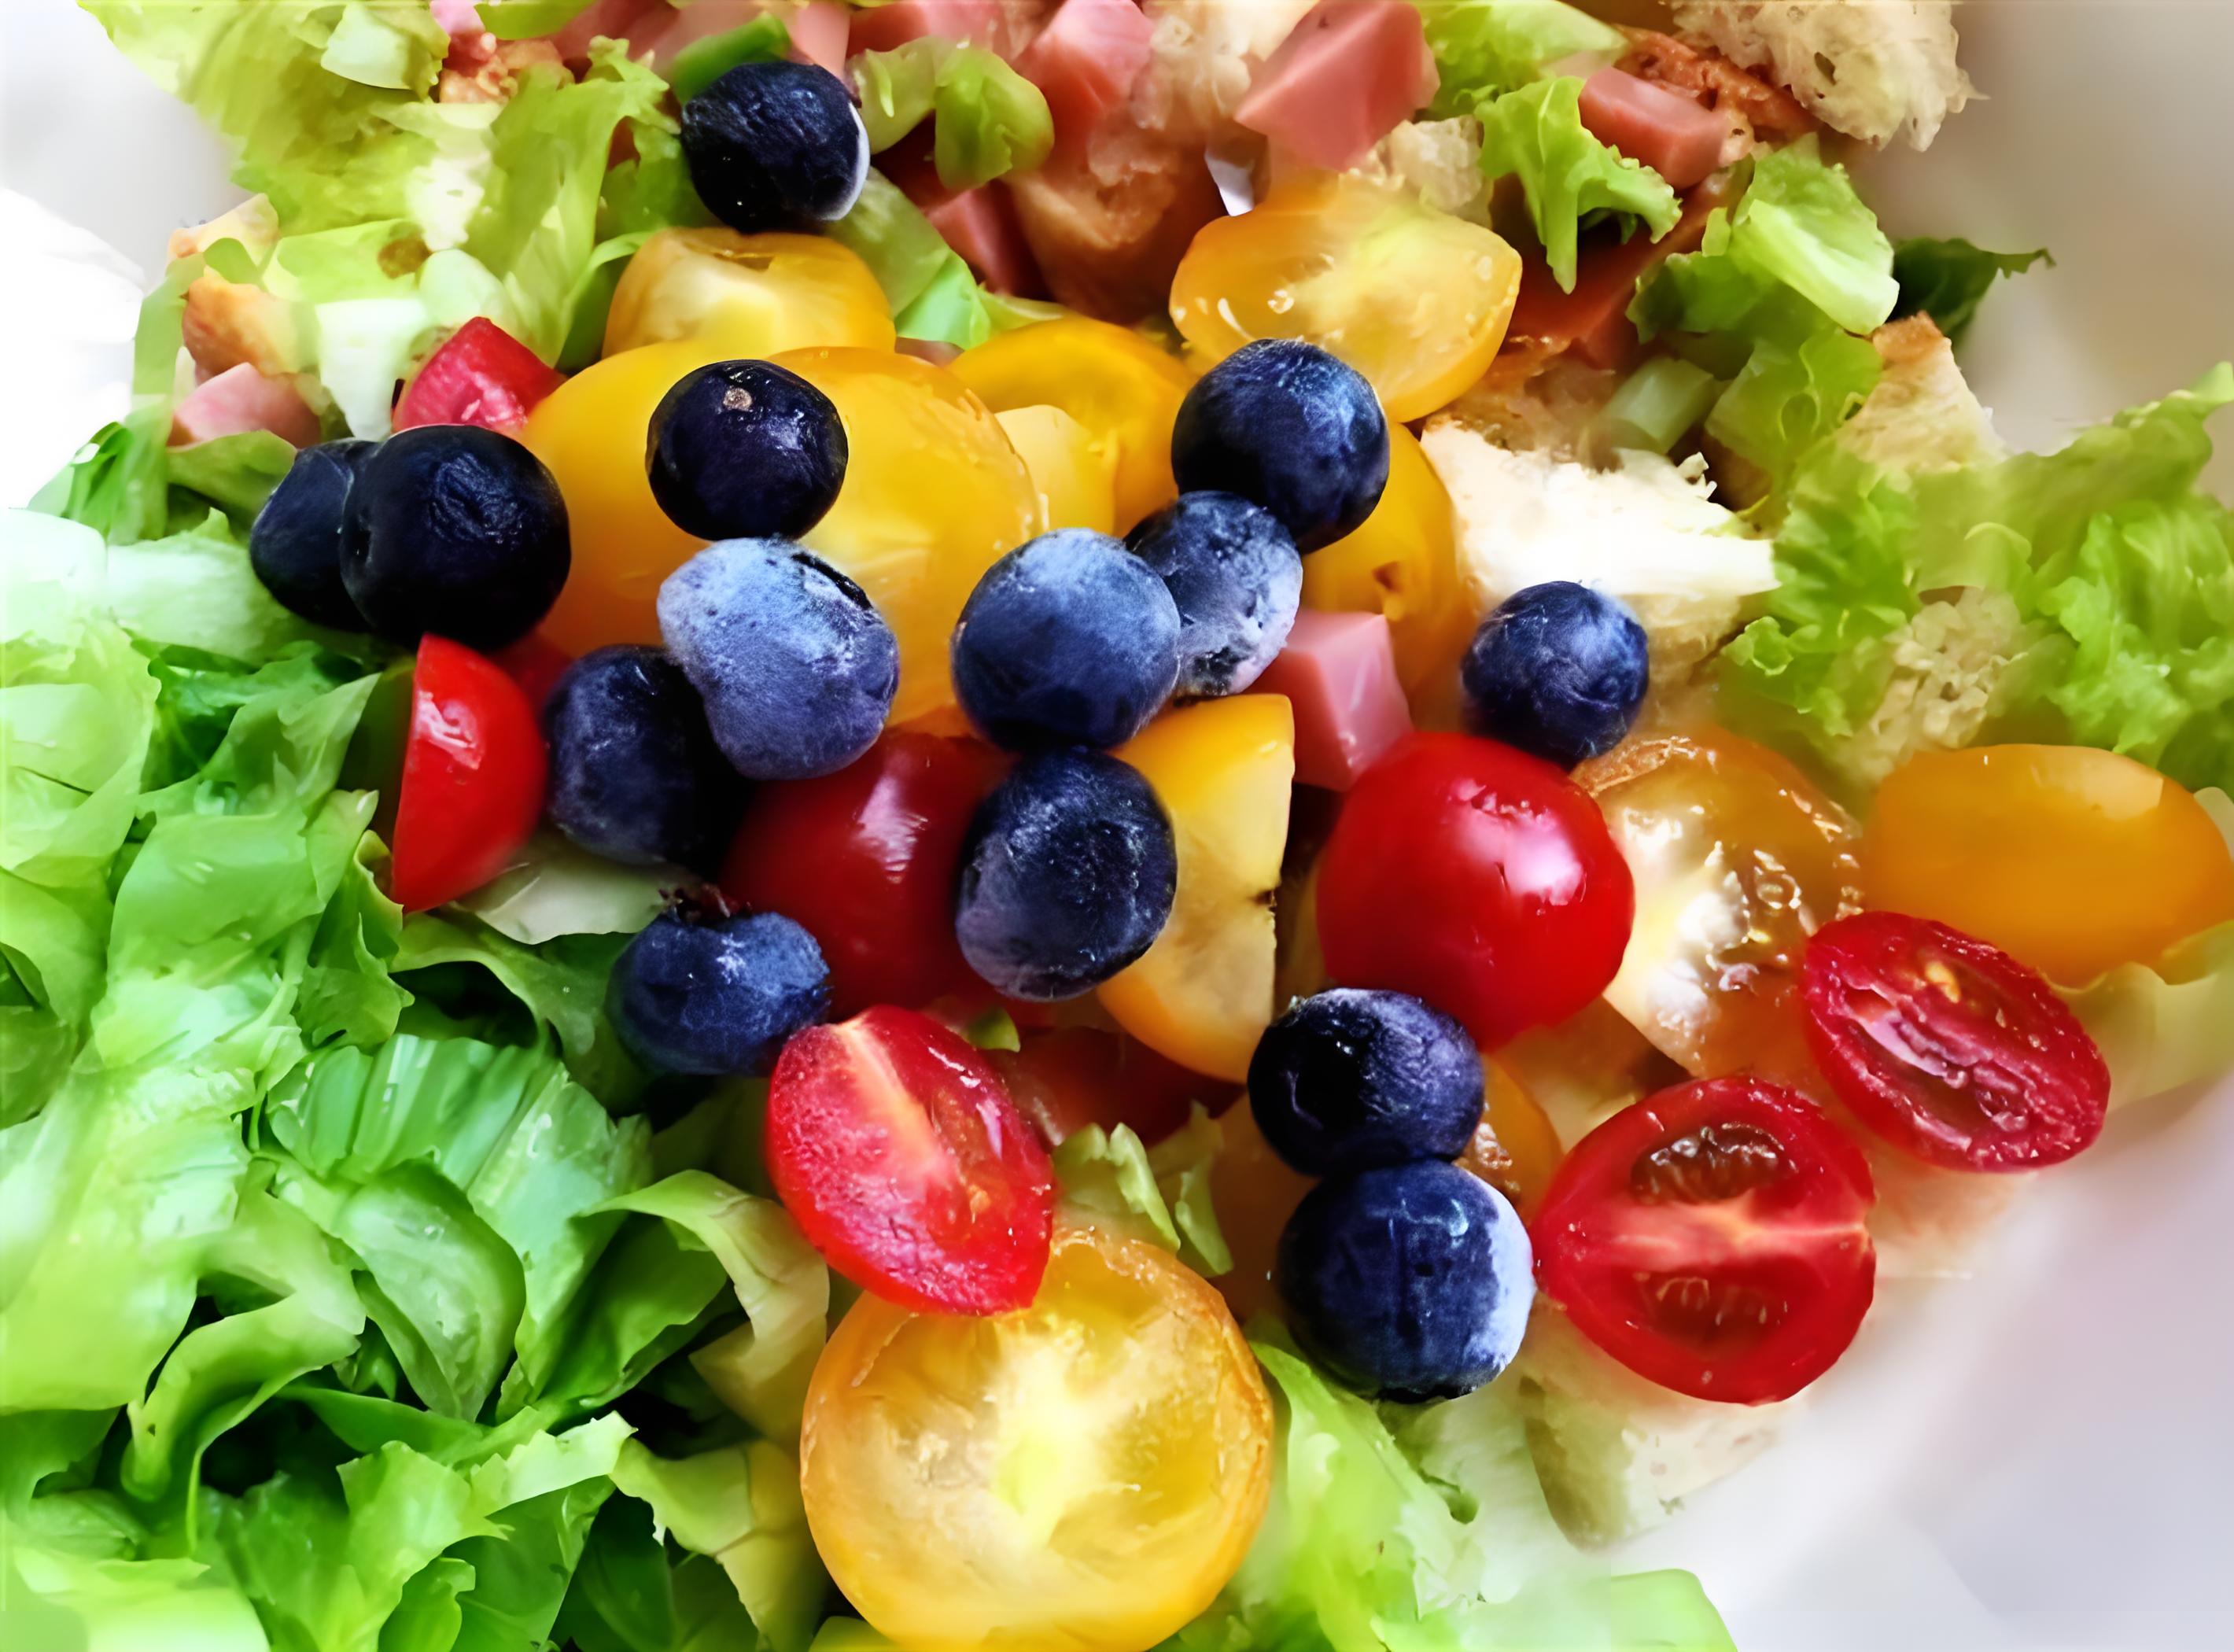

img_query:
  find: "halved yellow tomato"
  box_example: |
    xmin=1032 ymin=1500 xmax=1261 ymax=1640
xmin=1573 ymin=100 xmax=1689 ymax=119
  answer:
xmin=770 ymin=348 xmax=1044 ymax=725
xmin=1170 ymin=175 xmax=1522 ymax=422
xmin=1458 ymin=1062 xmax=1566 ymax=1218
xmin=1100 ymin=697 xmax=1296 ymax=1082
xmin=603 ymin=227 xmax=894 ymax=357
xmin=801 ymin=1222 xmax=1273 ymax=1652
xmin=951 ymin=316 xmax=1194 ymax=532
xmin=1864 ymin=744 xmax=2234 ymax=984
xmin=1302 ymin=422 xmax=1473 ymax=713
xmin=994 ymin=404 xmax=1118 ymax=535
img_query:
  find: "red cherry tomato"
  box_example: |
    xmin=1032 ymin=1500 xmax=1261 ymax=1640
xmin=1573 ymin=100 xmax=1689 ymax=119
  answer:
xmin=1533 ymin=1076 xmax=1876 ymax=1404
xmin=492 ymin=630 xmax=574 ymax=710
xmin=989 ymin=1026 xmax=1230 ymax=1150
xmin=1316 ymin=732 xmax=1634 ymax=1049
xmin=768 ymin=1006 xmax=1056 ymax=1314
xmin=721 ymin=733 xmax=1008 ymax=1016
xmin=390 ymin=635 xmax=547 ymax=913
xmin=1801 ymin=912 xmax=2111 ymax=1172
xmin=393 ymin=317 xmax=564 ymax=435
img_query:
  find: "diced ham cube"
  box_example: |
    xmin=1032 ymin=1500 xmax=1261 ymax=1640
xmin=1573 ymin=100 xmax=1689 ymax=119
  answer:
xmin=547 ymin=0 xmax=667 ymax=61
xmin=1249 ymin=610 xmax=1413 ymax=792
xmin=926 ymin=188 xmax=1041 ymax=294
xmin=431 ymin=0 xmax=483 ymax=38
xmin=1577 ymin=68 xmax=1726 ymax=190
xmin=1506 ymin=178 xmax=1727 ymax=371
xmin=1016 ymin=0 xmax=1155 ymax=153
xmin=785 ymin=1 xmax=851 ymax=76
xmin=169 ymin=364 xmax=322 ymax=449
xmin=849 ymin=0 xmax=1039 ymax=57
xmin=647 ymin=0 xmax=851 ymax=80
xmin=1234 ymin=0 xmax=1438 ymax=174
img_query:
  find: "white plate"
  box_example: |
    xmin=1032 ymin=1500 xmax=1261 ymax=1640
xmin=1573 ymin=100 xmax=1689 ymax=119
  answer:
xmin=6 ymin=3 xmax=2232 ymax=1647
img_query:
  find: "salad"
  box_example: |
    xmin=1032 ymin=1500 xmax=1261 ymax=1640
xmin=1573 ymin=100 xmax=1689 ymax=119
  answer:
xmin=6 ymin=2 xmax=2232 ymax=1650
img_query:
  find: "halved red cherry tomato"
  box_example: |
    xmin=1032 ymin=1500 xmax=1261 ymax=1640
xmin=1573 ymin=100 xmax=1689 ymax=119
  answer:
xmin=1533 ymin=1076 xmax=1876 ymax=1404
xmin=1801 ymin=912 xmax=2112 ymax=1173
xmin=393 ymin=318 xmax=564 ymax=434
xmin=721 ymin=733 xmax=1008 ymax=1016
xmin=768 ymin=1006 xmax=1055 ymax=1313
xmin=391 ymin=635 xmax=547 ymax=913
xmin=1316 ymin=732 xmax=1634 ymax=1049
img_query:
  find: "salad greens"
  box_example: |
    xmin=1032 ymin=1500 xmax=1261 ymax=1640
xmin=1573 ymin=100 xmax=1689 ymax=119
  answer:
xmin=1475 ymin=76 xmax=1682 ymax=293
xmin=1411 ymin=0 xmax=1628 ymax=116
xmin=853 ymin=39 xmax=1054 ymax=193
xmin=1890 ymin=238 xmax=2052 ymax=345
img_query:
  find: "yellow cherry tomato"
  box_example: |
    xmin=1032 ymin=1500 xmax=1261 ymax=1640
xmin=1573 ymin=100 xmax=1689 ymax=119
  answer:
xmin=1100 ymin=697 xmax=1296 ymax=1082
xmin=1458 ymin=1061 xmax=1565 ymax=1218
xmin=1302 ymin=423 xmax=1472 ymax=713
xmin=1211 ymin=1100 xmax=1314 ymax=1326
xmin=801 ymin=1223 xmax=1274 ymax=1652
xmin=1579 ymin=728 xmax=1864 ymax=1081
xmin=1863 ymin=744 xmax=2234 ymax=985
xmin=770 ymin=348 xmax=1043 ymax=725
xmin=994 ymin=404 xmax=1118 ymax=535
xmin=604 ymin=227 xmax=894 ymax=356
xmin=1170 ymin=175 xmax=1522 ymax=422
xmin=525 ymin=339 xmax=729 ymax=656
xmin=951 ymin=317 xmax=1194 ymax=533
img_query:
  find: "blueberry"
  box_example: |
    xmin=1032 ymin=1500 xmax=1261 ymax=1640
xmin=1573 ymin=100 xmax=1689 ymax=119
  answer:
xmin=680 ymin=61 xmax=868 ymax=234
xmin=956 ymin=749 xmax=1177 ymax=1000
xmin=607 ymin=908 xmax=831 ymax=1076
xmin=1170 ymin=340 xmax=1388 ymax=552
xmin=1248 ymin=989 xmax=1483 ymax=1175
xmin=658 ymin=538 xmax=899 ymax=781
xmin=1126 ymin=492 xmax=1302 ymax=700
xmin=1277 ymin=1160 xmax=1534 ymax=1401
xmin=1461 ymin=581 xmax=1650 ymax=769
xmin=250 ymin=439 xmax=375 ymax=630
xmin=647 ymin=360 xmax=848 ymax=542
xmin=340 ymin=426 xmax=570 ymax=651
xmin=951 ymin=529 xmax=1182 ymax=751
xmin=543 ymin=645 xmax=747 ymax=871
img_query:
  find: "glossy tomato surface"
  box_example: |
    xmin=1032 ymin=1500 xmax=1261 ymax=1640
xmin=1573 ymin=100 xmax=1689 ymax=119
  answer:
xmin=768 ymin=1007 xmax=1054 ymax=1314
xmin=390 ymin=635 xmax=546 ymax=912
xmin=1533 ymin=1076 xmax=1877 ymax=1404
xmin=801 ymin=1222 xmax=1273 ymax=1652
xmin=1317 ymin=732 xmax=1633 ymax=1049
xmin=393 ymin=317 xmax=563 ymax=434
xmin=1801 ymin=912 xmax=2112 ymax=1172
xmin=722 ymin=732 xmax=1008 ymax=1016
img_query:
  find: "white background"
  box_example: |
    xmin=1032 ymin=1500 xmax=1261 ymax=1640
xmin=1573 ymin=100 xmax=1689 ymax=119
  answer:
xmin=5 ymin=2 xmax=2232 ymax=1648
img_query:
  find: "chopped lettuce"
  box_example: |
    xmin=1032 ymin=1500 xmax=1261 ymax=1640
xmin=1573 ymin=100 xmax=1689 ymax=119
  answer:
xmin=669 ymin=15 xmax=793 ymax=106
xmin=1410 ymin=0 xmax=1628 ymax=114
xmin=1053 ymin=1110 xmax=1232 ymax=1278
xmin=1891 ymin=237 xmax=2052 ymax=345
xmin=825 ymin=171 xmax=1061 ymax=351
xmin=1475 ymin=77 xmax=1682 ymax=293
xmin=854 ymin=39 xmax=1054 ymax=192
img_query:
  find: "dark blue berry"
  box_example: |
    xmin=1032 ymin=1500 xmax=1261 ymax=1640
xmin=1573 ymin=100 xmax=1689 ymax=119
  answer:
xmin=680 ymin=61 xmax=868 ymax=234
xmin=951 ymin=529 xmax=1181 ymax=751
xmin=658 ymin=538 xmax=898 ymax=781
xmin=1461 ymin=581 xmax=1650 ymax=769
xmin=250 ymin=439 xmax=375 ymax=630
xmin=1277 ymin=1160 xmax=1534 ymax=1401
xmin=647 ymin=360 xmax=848 ymax=542
xmin=1170 ymin=340 xmax=1388 ymax=552
xmin=543 ymin=645 xmax=747 ymax=871
xmin=1248 ymin=989 xmax=1483 ymax=1175
xmin=1126 ymin=492 xmax=1301 ymax=700
xmin=956 ymin=749 xmax=1177 ymax=1001
xmin=340 ymin=426 xmax=570 ymax=651
xmin=607 ymin=908 xmax=830 ymax=1076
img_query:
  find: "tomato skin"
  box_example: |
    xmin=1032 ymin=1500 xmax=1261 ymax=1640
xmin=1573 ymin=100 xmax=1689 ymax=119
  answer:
xmin=768 ymin=1007 xmax=1055 ymax=1314
xmin=1801 ymin=912 xmax=2111 ymax=1172
xmin=491 ymin=630 xmax=573 ymax=710
xmin=393 ymin=318 xmax=564 ymax=434
xmin=1317 ymin=732 xmax=1634 ymax=1049
xmin=1533 ymin=1076 xmax=1875 ymax=1404
xmin=721 ymin=733 xmax=1006 ymax=1016
xmin=390 ymin=636 xmax=548 ymax=913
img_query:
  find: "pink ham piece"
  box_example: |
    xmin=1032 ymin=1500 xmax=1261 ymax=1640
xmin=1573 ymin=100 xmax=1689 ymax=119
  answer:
xmin=1016 ymin=0 xmax=1155 ymax=153
xmin=881 ymin=127 xmax=1045 ymax=294
xmin=1234 ymin=0 xmax=1438 ymax=173
xmin=431 ymin=0 xmax=484 ymax=39
xmin=1577 ymin=68 xmax=1726 ymax=190
xmin=169 ymin=364 xmax=322 ymax=450
xmin=648 ymin=0 xmax=851 ymax=79
xmin=849 ymin=0 xmax=1018 ymax=56
xmin=1249 ymin=610 xmax=1413 ymax=792
xmin=546 ymin=0 xmax=667 ymax=61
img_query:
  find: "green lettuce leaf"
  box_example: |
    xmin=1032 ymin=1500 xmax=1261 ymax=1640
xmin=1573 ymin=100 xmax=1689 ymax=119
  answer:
xmin=1410 ymin=0 xmax=1626 ymax=113
xmin=1475 ymin=77 xmax=1681 ymax=293
xmin=1051 ymin=1112 xmax=1230 ymax=1277
xmin=853 ymin=40 xmax=1053 ymax=192
xmin=827 ymin=171 xmax=1061 ymax=351
xmin=1891 ymin=237 xmax=2052 ymax=345
xmin=1701 ymin=310 xmax=1884 ymax=489
xmin=669 ymin=16 xmax=793 ymax=107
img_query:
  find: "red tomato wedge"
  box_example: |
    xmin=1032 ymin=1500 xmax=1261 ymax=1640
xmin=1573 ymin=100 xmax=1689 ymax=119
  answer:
xmin=1801 ymin=912 xmax=2112 ymax=1172
xmin=390 ymin=636 xmax=547 ymax=912
xmin=768 ymin=1007 xmax=1056 ymax=1314
xmin=393 ymin=317 xmax=564 ymax=435
xmin=1533 ymin=1076 xmax=1877 ymax=1404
